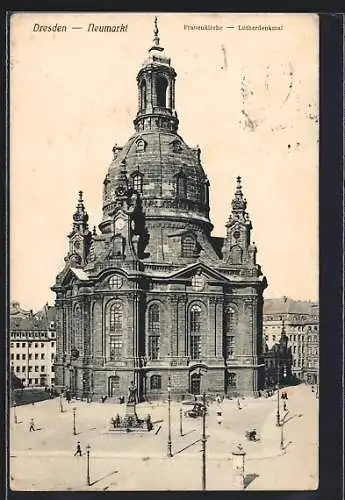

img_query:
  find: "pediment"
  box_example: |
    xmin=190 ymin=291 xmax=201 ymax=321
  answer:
xmin=168 ymin=262 xmax=230 ymax=284
xmin=58 ymin=266 xmax=89 ymax=286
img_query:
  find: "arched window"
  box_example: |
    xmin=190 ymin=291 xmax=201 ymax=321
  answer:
xmin=171 ymin=140 xmax=182 ymax=153
xmin=132 ymin=173 xmax=143 ymax=193
xmin=230 ymin=245 xmax=243 ymax=264
xmin=190 ymin=372 xmax=201 ymax=394
xmin=140 ymin=79 xmax=147 ymax=110
xmin=150 ymin=374 xmax=161 ymax=390
xmin=109 ymin=302 xmax=123 ymax=361
xmin=135 ymin=139 xmax=146 ymax=153
xmin=176 ymin=173 xmax=187 ymax=199
xmin=88 ymin=243 xmax=95 ymax=262
xmin=148 ymin=304 xmax=160 ymax=360
xmin=203 ymin=179 xmax=210 ymax=206
xmin=227 ymin=372 xmax=237 ymax=387
xmin=182 ymin=235 xmax=196 ymax=257
xmin=224 ymin=306 xmax=238 ymax=358
xmin=156 ymin=76 xmax=168 ymax=107
xmin=190 ymin=304 xmax=202 ymax=360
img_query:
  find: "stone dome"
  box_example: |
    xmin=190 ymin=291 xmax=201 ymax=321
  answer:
xmin=102 ymin=129 xmax=211 ymax=227
xmin=99 ymin=18 xmax=212 ymax=237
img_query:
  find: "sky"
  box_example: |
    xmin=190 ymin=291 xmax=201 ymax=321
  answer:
xmin=10 ymin=13 xmax=319 ymax=311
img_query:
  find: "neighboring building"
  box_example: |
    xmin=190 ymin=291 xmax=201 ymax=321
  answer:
xmin=263 ymin=297 xmax=319 ymax=384
xmin=303 ymin=303 xmax=319 ymax=385
xmin=10 ymin=301 xmax=56 ymax=387
xmin=263 ymin=322 xmax=293 ymax=389
xmin=52 ymin=20 xmax=267 ymax=401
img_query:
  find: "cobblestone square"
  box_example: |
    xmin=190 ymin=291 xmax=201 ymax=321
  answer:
xmin=10 ymin=384 xmax=318 ymax=491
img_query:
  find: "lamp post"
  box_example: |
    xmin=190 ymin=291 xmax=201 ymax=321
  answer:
xmin=201 ymin=391 xmax=207 ymax=491
xmin=167 ymin=377 xmax=172 ymax=457
xmin=280 ymin=418 xmax=284 ymax=450
xmin=62 ymin=352 xmax=66 ymax=388
xmin=13 ymin=401 xmax=18 ymax=424
xmin=276 ymin=353 xmax=281 ymax=427
xmin=179 ymin=407 xmax=183 ymax=436
xmin=73 ymin=407 xmax=77 ymax=435
xmin=86 ymin=444 xmax=91 ymax=486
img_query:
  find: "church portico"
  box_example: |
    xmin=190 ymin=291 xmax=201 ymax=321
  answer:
xmin=52 ymin=17 xmax=267 ymax=401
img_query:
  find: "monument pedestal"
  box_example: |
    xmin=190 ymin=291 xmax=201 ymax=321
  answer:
xmin=108 ymin=401 xmax=153 ymax=433
xmin=123 ymin=402 xmax=141 ymax=427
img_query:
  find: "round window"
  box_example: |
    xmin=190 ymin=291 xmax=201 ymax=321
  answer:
xmin=233 ymin=230 xmax=241 ymax=240
xmin=191 ymin=274 xmax=205 ymax=292
xmin=109 ymin=275 xmax=123 ymax=290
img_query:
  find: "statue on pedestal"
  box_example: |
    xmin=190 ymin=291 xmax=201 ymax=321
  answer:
xmin=127 ymin=381 xmax=137 ymax=404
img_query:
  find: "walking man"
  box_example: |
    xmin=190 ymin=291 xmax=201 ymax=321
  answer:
xmin=74 ymin=441 xmax=82 ymax=456
xmin=237 ymin=398 xmax=242 ymax=410
xmin=29 ymin=418 xmax=35 ymax=432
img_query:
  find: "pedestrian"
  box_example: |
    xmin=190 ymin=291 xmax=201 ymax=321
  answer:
xmin=29 ymin=418 xmax=35 ymax=432
xmin=216 ymin=410 xmax=223 ymax=425
xmin=216 ymin=394 xmax=221 ymax=405
xmin=237 ymin=398 xmax=242 ymax=410
xmin=74 ymin=441 xmax=82 ymax=456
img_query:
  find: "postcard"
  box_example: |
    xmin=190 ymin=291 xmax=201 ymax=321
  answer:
xmin=9 ymin=12 xmax=319 ymax=491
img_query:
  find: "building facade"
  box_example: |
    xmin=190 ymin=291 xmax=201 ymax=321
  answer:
xmin=263 ymin=298 xmax=319 ymax=384
xmin=303 ymin=303 xmax=319 ymax=385
xmin=263 ymin=322 xmax=293 ymax=389
xmin=52 ymin=20 xmax=267 ymax=400
xmin=10 ymin=301 xmax=57 ymax=387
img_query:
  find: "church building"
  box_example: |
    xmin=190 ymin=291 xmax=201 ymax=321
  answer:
xmin=52 ymin=19 xmax=267 ymax=400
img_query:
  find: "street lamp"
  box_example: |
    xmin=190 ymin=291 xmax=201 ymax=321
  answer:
xmin=179 ymin=407 xmax=183 ymax=436
xmin=13 ymin=401 xmax=18 ymax=424
xmin=276 ymin=353 xmax=281 ymax=427
xmin=73 ymin=407 xmax=77 ymax=435
xmin=59 ymin=393 xmax=64 ymax=413
xmin=280 ymin=418 xmax=284 ymax=450
xmin=276 ymin=348 xmax=287 ymax=426
xmin=201 ymin=392 xmax=207 ymax=491
xmin=86 ymin=444 xmax=91 ymax=486
xmin=167 ymin=377 xmax=172 ymax=457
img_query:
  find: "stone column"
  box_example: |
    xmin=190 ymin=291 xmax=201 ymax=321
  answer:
xmin=169 ymin=296 xmax=178 ymax=357
xmin=171 ymin=79 xmax=176 ymax=110
xmin=125 ymin=292 xmax=135 ymax=360
xmin=83 ymin=296 xmax=90 ymax=357
xmin=177 ymin=295 xmax=187 ymax=356
xmin=243 ymin=297 xmax=254 ymax=357
xmin=55 ymin=300 xmax=63 ymax=359
xmin=67 ymin=302 xmax=72 ymax=354
xmin=167 ymin=81 xmax=172 ymax=109
xmin=92 ymin=296 xmax=103 ymax=361
xmin=208 ymin=297 xmax=216 ymax=358
xmin=215 ymin=297 xmax=224 ymax=359
xmin=252 ymin=296 xmax=258 ymax=356
xmin=146 ymin=71 xmax=153 ymax=113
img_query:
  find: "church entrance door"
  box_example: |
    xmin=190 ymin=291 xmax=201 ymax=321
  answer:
xmin=108 ymin=375 xmax=120 ymax=398
xmin=190 ymin=373 xmax=201 ymax=395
